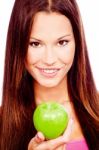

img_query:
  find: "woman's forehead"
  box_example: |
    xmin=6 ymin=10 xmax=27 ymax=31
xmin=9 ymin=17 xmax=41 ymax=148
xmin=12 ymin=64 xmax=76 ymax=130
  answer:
xmin=30 ymin=12 xmax=74 ymax=40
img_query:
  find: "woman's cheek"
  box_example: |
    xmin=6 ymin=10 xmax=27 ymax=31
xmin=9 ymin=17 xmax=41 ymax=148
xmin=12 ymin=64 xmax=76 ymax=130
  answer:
xmin=26 ymin=48 xmax=42 ymax=64
xmin=59 ymin=48 xmax=75 ymax=64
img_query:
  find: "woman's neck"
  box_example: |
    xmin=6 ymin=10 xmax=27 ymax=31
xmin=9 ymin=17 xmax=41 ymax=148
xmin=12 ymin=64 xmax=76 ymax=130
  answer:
xmin=34 ymin=78 xmax=70 ymax=106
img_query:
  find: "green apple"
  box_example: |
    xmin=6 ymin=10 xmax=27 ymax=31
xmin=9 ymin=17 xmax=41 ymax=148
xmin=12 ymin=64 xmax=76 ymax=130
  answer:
xmin=33 ymin=102 xmax=69 ymax=139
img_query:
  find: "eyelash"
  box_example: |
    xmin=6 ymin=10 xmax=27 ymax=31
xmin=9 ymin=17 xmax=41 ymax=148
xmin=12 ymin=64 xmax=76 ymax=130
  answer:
xmin=29 ymin=40 xmax=69 ymax=48
xmin=29 ymin=41 xmax=41 ymax=48
xmin=58 ymin=40 xmax=69 ymax=46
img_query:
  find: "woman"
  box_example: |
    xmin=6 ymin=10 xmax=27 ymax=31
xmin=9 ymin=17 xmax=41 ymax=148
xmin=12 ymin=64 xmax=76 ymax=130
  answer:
xmin=0 ymin=0 xmax=99 ymax=149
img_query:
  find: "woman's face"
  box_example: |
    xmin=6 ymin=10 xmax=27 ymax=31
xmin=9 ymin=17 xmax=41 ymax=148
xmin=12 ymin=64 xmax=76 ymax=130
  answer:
xmin=25 ymin=12 xmax=75 ymax=88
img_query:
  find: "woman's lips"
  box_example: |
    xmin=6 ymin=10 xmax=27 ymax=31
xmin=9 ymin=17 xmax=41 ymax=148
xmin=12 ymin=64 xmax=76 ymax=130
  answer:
xmin=36 ymin=67 xmax=60 ymax=78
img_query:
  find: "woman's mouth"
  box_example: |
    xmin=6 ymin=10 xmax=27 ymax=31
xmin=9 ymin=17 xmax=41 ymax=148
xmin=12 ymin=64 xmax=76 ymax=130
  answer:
xmin=37 ymin=67 xmax=60 ymax=78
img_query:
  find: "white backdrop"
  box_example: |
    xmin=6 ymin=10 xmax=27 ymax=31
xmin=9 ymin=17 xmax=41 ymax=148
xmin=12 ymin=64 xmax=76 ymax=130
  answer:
xmin=0 ymin=0 xmax=99 ymax=105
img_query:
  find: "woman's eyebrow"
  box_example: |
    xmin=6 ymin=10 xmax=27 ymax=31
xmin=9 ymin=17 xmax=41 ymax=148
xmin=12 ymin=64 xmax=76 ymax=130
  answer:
xmin=30 ymin=34 xmax=71 ymax=41
xmin=57 ymin=34 xmax=71 ymax=40
xmin=29 ymin=37 xmax=42 ymax=42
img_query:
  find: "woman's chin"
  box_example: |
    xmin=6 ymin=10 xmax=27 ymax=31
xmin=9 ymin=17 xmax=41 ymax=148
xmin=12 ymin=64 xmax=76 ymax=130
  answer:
xmin=38 ymin=80 xmax=60 ymax=88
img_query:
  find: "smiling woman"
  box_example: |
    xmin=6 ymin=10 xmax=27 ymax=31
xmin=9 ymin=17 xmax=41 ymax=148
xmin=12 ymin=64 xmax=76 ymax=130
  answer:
xmin=1 ymin=1 xmax=99 ymax=106
xmin=0 ymin=0 xmax=99 ymax=150
xmin=25 ymin=12 xmax=75 ymax=88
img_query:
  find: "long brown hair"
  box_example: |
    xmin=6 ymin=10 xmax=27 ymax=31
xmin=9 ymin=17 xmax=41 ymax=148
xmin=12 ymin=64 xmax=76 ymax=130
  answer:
xmin=0 ymin=0 xmax=99 ymax=149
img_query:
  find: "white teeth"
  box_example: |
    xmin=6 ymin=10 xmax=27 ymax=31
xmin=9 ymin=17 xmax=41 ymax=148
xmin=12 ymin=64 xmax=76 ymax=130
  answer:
xmin=42 ymin=69 xmax=58 ymax=74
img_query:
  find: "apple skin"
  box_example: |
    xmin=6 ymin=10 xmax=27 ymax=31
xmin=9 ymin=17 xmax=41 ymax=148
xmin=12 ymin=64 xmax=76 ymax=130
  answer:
xmin=33 ymin=102 xmax=69 ymax=139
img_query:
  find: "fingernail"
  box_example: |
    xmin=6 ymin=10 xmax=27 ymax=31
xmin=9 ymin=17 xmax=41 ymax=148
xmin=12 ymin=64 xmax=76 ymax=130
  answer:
xmin=36 ymin=132 xmax=41 ymax=139
xmin=69 ymin=118 xmax=74 ymax=125
xmin=70 ymin=118 xmax=74 ymax=131
xmin=37 ymin=132 xmax=45 ymax=141
xmin=71 ymin=118 xmax=74 ymax=123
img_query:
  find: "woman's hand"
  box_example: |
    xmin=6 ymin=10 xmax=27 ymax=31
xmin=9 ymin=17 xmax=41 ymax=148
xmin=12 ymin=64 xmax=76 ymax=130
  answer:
xmin=28 ymin=118 xmax=73 ymax=150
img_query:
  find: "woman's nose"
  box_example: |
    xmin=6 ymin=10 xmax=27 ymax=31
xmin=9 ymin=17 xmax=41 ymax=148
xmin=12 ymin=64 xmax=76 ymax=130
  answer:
xmin=42 ymin=46 xmax=57 ymax=66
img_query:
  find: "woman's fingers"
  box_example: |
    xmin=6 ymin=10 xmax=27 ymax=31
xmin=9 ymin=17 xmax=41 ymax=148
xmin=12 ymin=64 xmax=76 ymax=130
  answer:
xmin=35 ymin=132 xmax=45 ymax=143
xmin=28 ymin=118 xmax=74 ymax=150
xmin=36 ymin=118 xmax=74 ymax=150
xmin=28 ymin=132 xmax=45 ymax=150
xmin=54 ymin=144 xmax=66 ymax=150
xmin=63 ymin=118 xmax=74 ymax=140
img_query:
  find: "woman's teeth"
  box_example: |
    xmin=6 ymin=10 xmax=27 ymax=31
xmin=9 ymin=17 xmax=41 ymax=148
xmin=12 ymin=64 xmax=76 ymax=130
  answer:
xmin=42 ymin=69 xmax=58 ymax=74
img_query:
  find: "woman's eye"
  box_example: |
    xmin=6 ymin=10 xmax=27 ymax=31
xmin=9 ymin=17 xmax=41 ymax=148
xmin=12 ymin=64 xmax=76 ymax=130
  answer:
xmin=58 ymin=40 xmax=68 ymax=46
xmin=29 ymin=41 xmax=41 ymax=48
